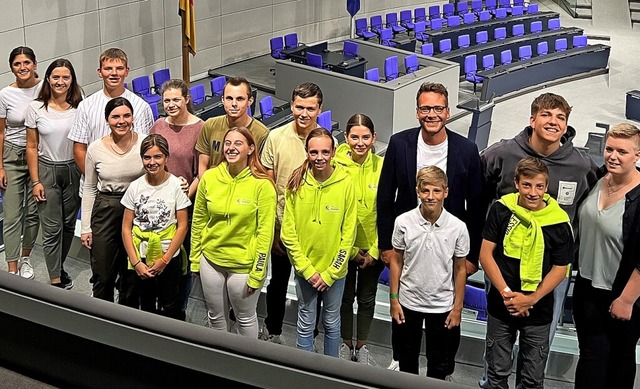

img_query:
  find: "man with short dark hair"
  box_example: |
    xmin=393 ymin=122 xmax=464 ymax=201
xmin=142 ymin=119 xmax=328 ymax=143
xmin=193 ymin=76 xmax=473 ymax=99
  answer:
xmin=377 ymin=81 xmax=484 ymax=370
xmin=196 ymin=77 xmax=268 ymax=176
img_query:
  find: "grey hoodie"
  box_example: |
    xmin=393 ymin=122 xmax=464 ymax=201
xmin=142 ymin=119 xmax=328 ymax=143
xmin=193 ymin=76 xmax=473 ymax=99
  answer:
xmin=481 ymin=126 xmax=598 ymax=223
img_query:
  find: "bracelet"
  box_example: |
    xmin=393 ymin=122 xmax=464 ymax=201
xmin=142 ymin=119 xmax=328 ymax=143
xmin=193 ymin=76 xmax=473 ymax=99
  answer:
xmin=500 ymin=286 xmax=512 ymax=297
xmin=389 ymin=292 xmax=399 ymax=300
xmin=131 ymin=260 xmax=141 ymax=268
xmin=160 ymin=256 xmax=170 ymax=264
xmin=32 ymin=180 xmax=41 ymax=186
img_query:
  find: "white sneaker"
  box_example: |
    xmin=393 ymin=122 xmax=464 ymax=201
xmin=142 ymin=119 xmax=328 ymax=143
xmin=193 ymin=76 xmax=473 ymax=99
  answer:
xmin=387 ymin=359 xmax=400 ymax=371
xmin=19 ymin=258 xmax=35 ymax=279
xmin=340 ymin=343 xmax=354 ymax=361
xmin=355 ymin=345 xmax=370 ymax=365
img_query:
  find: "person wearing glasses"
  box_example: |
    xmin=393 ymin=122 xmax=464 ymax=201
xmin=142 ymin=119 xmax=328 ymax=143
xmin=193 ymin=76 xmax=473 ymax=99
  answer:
xmin=377 ymin=81 xmax=483 ymax=371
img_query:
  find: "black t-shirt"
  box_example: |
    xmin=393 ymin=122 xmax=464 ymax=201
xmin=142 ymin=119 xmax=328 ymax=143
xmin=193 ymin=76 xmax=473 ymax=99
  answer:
xmin=483 ymin=202 xmax=573 ymax=325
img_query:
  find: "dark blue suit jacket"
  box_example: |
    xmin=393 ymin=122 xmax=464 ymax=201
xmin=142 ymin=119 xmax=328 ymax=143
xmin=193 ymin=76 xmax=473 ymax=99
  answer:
xmin=377 ymin=127 xmax=484 ymax=263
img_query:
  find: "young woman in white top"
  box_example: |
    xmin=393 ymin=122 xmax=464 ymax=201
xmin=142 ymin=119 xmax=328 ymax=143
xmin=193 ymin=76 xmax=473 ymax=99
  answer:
xmin=81 ymin=97 xmax=145 ymax=305
xmin=0 ymin=46 xmax=43 ymax=278
xmin=25 ymin=58 xmax=83 ymax=289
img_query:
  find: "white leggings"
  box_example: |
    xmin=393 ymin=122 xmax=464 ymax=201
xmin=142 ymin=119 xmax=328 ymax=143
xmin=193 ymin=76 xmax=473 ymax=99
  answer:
xmin=200 ymin=257 xmax=261 ymax=338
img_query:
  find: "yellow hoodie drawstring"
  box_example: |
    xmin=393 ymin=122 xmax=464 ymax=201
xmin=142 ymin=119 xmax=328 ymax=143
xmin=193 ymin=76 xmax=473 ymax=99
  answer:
xmin=312 ymin=185 xmax=323 ymax=224
xmin=224 ymin=178 xmax=237 ymax=225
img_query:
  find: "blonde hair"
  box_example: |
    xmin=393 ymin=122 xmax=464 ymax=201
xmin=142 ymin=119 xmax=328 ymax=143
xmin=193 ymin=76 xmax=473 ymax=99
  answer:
xmin=606 ymin=123 xmax=640 ymax=150
xmin=416 ymin=166 xmax=448 ymax=190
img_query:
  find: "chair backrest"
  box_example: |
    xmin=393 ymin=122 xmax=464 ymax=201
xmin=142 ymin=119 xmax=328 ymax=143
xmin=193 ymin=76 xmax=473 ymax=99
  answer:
xmin=421 ymin=43 xmax=434 ymax=56
xmin=463 ymin=13 xmax=475 ymax=24
xmin=414 ymin=7 xmax=427 ymax=22
xmin=527 ymin=3 xmax=539 ymax=14
xmin=447 ymin=15 xmax=460 ymax=27
xmin=464 ymin=285 xmax=488 ymax=321
xmin=365 ymin=68 xmax=380 ymax=82
xmin=500 ymin=49 xmax=512 ymax=65
xmin=464 ymin=54 xmax=478 ymax=75
xmin=306 ymin=52 xmax=323 ymax=69
xmin=442 ymin=3 xmax=455 ymax=17
xmin=555 ymin=38 xmax=568 ymax=52
xmin=428 ymin=5 xmax=440 ymax=19
xmin=431 ymin=18 xmax=443 ymax=30
xmin=386 ymin=12 xmax=399 ymax=26
xmin=355 ymin=18 xmax=368 ymax=35
xmin=493 ymin=27 xmax=506 ymax=40
xmin=189 ymin=84 xmax=206 ymax=105
xmin=384 ymin=56 xmax=399 ymax=81
xmin=439 ymin=38 xmax=452 ymax=53
xmin=485 ymin=0 xmax=497 ymax=10
xmin=573 ymin=35 xmax=588 ymax=48
xmin=478 ymin=10 xmax=490 ymax=21
xmin=482 ymin=54 xmax=495 ymax=70
xmin=476 ymin=30 xmax=489 ymax=44
xmin=530 ymin=21 xmax=542 ymax=34
xmin=456 ymin=2 xmax=468 ymax=14
xmin=284 ymin=33 xmax=298 ymax=49
xmin=317 ymin=110 xmax=332 ymax=130
xmin=259 ymin=96 xmax=275 ymax=119
xmin=495 ymin=8 xmax=507 ymax=19
xmin=414 ymin=21 xmax=427 ymax=35
xmin=537 ymin=41 xmax=549 ymax=56
xmin=514 ymin=0 xmax=525 ymax=6
xmin=471 ymin=0 xmax=483 ymax=13
xmin=512 ymin=23 xmax=524 ymax=37
xmin=458 ymin=34 xmax=471 ymax=49
xmin=511 ymin=5 xmax=524 ymax=16
xmin=400 ymin=10 xmax=412 ymax=24
xmin=519 ymin=45 xmax=532 ymax=60
xmin=379 ymin=28 xmax=394 ymax=46
xmin=210 ymin=76 xmax=226 ymax=97
xmin=548 ymin=18 xmax=560 ymax=30
xmin=152 ymin=68 xmax=170 ymax=91
xmin=499 ymin=0 xmax=510 ymax=7
xmin=343 ymin=41 xmax=359 ymax=57
xmin=132 ymin=75 xmax=151 ymax=95
xmin=149 ymin=102 xmax=159 ymax=121
xmin=370 ymin=15 xmax=383 ymax=32
xmin=270 ymin=37 xmax=285 ymax=59
xmin=404 ymin=54 xmax=419 ymax=74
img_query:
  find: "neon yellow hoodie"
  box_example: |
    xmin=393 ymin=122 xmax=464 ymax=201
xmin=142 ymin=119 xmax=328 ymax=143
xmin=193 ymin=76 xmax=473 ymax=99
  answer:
xmin=190 ymin=163 xmax=276 ymax=289
xmin=281 ymin=164 xmax=357 ymax=286
xmin=333 ymin=143 xmax=383 ymax=260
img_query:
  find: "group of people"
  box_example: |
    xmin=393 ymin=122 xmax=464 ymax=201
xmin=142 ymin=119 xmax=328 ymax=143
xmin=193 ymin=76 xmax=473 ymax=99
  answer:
xmin=1 ymin=44 xmax=639 ymax=389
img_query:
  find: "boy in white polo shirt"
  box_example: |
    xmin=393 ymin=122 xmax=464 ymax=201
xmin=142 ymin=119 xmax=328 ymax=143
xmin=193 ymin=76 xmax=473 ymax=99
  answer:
xmin=389 ymin=166 xmax=469 ymax=379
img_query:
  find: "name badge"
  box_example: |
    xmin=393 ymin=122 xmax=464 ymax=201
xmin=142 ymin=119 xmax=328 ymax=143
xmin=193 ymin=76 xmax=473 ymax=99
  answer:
xmin=557 ymin=181 xmax=577 ymax=205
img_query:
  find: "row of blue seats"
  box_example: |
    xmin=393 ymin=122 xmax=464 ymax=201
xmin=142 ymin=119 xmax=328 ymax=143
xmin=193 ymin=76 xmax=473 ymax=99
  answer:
xmin=364 ymin=54 xmax=422 ymax=83
xmin=464 ymin=35 xmax=589 ymax=92
xmin=268 ymin=32 xmax=302 ymax=60
xmin=356 ymin=2 xmax=539 ymax=40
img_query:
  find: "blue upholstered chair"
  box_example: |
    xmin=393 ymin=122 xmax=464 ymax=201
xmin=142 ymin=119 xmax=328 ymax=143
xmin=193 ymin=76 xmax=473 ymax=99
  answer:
xmin=530 ymin=21 xmax=543 ymax=34
xmin=479 ymin=10 xmax=491 ymax=21
xmin=317 ymin=110 xmax=332 ymax=130
xmin=512 ymin=24 xmax=525 ymax=37
xmin=379 ymin=28 xmax=396 ymax=47
xmin=447 ymin=15 xmax=461 ymax=27
xmin=421 ymin=43 xmax=434 ymax=56
xmin=555 ymin=38 xmax=568 ymax=52
xmin=495 ymin=8 xmax=507 ymax=19
xmin=573 ymin=35 xmax=588 ymax=48
xmin=149 ymin=102 xmax=159 ymax=121
xmin=482 ymin=54 xmax=495 ymax=71
xmin=259 ymin=96 xmax=275 ymax=119
xmin=399 ymin=10 xmax=415 ymax=31
xmin=370 ymin=15 xmax=384 ymax=35
xmin=511 ymin=5 xmax=524 ymax=16
xmin=463 ymin=13 xmax=476 ymax=24
xmin=306 ymin=52 xmax=326 ymax=70
xmin=404 ymin=54 xmax=419 ymax=74
xmin=384 ymin=56 xmax=399 ymax=81
xmin=131 ymin=75 xmax=161 ymax=105
xmin=152 ymin=68 xmax=170 ymax=94
xmin=458 ymin=34 xmax=471 ymax=49
xmin=519 ymin=45 xmax=533 ymax=60
xmin=548 ymin=18 xmax=561 ymax=30
xmin=456 ymin=1 xmax=469 ymax=15
xmin=500 ymin=49 xmax=512 ymax=65
xmin=486 ymin=0 xmax=497 ymax=13
xmin=431 ymin=18 xmax=444 ymax=30
xmin=439 ymin=38 xmax=452 ymax=53
xmin=464 ymin=55 xmax=483 ymax=93
xmin=343 ymin=41 xmax=359 ymax=57
xmin=526 ymin=3 xmax=539 ymax=14
xmin=365 ymin=68 xmax=381 ymax=82
xmin=210 ymin=76 xmax=226 ymax=97
xmin=269 ymin=37 xmax=286 ymax=59
xmin=493 ymin=27 xmax=506 ymax=40
xmin=428 ymin=5 xmax=440 ymax=20
xmin=442 ymin=3 xmax=455 ymax=17
xmin=537 ymin=41 xmax=549 ymax=56
xmin=414 ymin=21 xmax=429 ymax=43
xmin=355 ymin=18 xmax=376 ymax=40
xmin=386 ymin=12 xmax=406 ymax=33
xmin=414 ymin=7 xmax=427 ymax=22
xmin=471 ymin=0 xmax=483 ymax=14
xmin=284 ymin=33 xmax=299 ymax=49
xmin=476 ymin=30 xmax=489 ymax=44
xmin=189 ymin=84 xmax=206 ymax=105
xmin=464 ymin=285 xmax=488 ymax=321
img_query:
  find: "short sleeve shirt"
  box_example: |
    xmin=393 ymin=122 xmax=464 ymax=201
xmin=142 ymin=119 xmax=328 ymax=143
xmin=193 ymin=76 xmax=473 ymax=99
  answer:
xmin=392 ymin=206 xmax=470 ymax=313
xmin=24 ymin=100 xmax=77 ymax=161
xmin=0 ymin=81 xmax=43 ymax=146
xmin=195 ymin=115 xmax=269 ymax=166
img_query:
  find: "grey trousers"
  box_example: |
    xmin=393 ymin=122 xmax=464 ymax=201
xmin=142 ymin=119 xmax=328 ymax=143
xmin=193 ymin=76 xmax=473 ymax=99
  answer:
xmin=2 ymin=141 xmax=39 ymax=262
xmin=36 ymin=159 xmax=81 ymax=279
xmin=486 ymin=313 xmax=551 ymax=389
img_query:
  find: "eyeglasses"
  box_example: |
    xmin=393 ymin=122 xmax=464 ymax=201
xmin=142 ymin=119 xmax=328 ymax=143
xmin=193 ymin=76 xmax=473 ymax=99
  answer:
xmin=417 ymin=105 xmax=447 ymax=114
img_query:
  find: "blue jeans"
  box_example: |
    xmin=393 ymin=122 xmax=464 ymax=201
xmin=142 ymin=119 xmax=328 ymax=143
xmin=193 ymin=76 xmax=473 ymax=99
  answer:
xmin=294 ymin=274 xmax=345 ymax=356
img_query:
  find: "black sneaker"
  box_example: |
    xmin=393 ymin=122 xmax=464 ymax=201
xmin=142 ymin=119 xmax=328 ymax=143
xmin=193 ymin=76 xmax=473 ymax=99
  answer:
xmin=54 ymin=271 xmax=74 ymax=290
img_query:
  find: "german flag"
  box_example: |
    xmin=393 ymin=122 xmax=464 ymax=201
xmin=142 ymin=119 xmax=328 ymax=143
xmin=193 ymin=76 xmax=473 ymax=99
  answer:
xmin=179 ymin=0 xmax=196 ymax=55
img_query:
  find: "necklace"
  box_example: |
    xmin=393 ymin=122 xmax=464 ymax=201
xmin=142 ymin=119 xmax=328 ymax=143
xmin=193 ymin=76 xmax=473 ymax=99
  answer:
xmin=110 ymin=133 xmax=134 ymax=156
xmin=606 ymin=175 xmax=634 ymax=197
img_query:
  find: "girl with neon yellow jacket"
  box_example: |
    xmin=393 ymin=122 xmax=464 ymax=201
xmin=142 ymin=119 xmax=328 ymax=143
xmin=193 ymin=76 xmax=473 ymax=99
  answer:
xmin=281 ymin=127 xmax=357 ymax=357
xmin=190 ymin=127 xmax=276 ymax=338
xmin=333 ymin=114 xmax=384 ymax=364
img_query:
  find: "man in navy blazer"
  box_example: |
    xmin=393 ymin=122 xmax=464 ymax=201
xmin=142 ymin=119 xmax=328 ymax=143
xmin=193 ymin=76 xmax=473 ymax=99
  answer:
xmin=377 ymin=82 xmax=484 ymax=370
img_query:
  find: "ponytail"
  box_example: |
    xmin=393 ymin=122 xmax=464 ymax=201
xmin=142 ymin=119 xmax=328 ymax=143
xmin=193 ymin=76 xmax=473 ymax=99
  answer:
xmin=287 ymin=160 xmax=311 ymax=193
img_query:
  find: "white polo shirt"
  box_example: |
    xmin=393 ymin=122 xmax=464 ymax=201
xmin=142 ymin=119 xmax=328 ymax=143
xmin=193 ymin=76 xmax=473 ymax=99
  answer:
xmin=392 ymin=206 xmax=470 ymax=313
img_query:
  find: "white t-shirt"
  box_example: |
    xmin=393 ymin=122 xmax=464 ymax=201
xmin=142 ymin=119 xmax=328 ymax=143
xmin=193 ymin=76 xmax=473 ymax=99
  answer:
xmin=0 ymin=81 xmax=43 ymax=146
xmin=24 ymin=100 xmax=77 ymax=162
xmin=67 ymin=88 xmax=153 ymax=145
xmin=121 ymin=174 xmax=191 ymax=255
xmin=392 ymin=206 xmax=470 ymax=313
xmin=417 ymin=131 xmax=448 ymax=173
